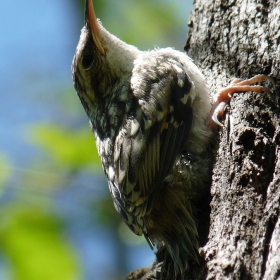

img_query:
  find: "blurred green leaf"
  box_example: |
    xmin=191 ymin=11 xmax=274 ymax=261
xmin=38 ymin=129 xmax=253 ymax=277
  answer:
xmin=18 ymin=166 xmax=67 ymax=194
xmin=94 ymin=196 xmax=120 ymax=226
xmin=0 ymin=204 xmax=80 ymax=280
xmin=0 ymin=155 xmax=11 ymax=193
xmin=117 ymin=1 xmax=182 ymax=48
xmin=28 ymin=124 xmax=101 ymax=171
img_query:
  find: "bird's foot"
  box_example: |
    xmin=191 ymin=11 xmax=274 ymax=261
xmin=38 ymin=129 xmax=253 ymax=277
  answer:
xmin=206 ymin=74 xmax=275 ymax=130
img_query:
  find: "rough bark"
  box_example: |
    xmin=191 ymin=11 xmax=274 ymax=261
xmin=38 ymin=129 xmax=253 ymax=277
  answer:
xmin=186 ymin=1 xmax=280 ymax=279
xmin=126 ymin=1 xmax=280 ymax=279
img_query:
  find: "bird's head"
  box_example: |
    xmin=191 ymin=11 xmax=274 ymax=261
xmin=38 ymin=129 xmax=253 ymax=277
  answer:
xmin=72 ymin=0 xmax=140 ymax=117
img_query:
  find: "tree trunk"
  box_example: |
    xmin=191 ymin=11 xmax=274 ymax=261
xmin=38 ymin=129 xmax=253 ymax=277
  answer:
xmin=126 ymin=1 xmax=280 ymax=279
xmin=186 ymin=1 xmax=280 ymax=279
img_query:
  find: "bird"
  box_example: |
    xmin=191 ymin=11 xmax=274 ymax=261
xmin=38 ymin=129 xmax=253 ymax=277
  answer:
xmin=72 ymin=0 xmax=274 ymax=277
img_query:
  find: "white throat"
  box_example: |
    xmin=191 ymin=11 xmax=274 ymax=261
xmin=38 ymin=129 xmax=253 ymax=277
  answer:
xmin=98 ymin=22 xmax=142 ymax=75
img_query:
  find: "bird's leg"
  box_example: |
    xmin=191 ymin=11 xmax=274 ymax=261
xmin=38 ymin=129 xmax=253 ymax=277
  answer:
xmin=206 ymin=75 xmax=275 ymax=130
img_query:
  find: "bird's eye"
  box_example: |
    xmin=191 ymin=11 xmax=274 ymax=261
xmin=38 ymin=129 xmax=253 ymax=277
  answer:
xmin=82 ymin=55 xmax=94 ymax=70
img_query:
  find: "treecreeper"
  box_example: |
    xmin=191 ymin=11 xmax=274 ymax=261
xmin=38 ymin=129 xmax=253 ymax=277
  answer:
xmin=71 ymin=0 xmax=274 ymax=278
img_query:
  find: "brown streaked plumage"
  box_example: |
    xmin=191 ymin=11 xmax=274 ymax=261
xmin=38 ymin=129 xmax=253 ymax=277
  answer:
xmin=72 ymin=0 xmax=274 ymax=277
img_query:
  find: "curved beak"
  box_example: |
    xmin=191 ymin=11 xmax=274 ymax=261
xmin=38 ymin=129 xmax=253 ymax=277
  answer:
xmin=85 ymin=0 xmax=105 ymax=55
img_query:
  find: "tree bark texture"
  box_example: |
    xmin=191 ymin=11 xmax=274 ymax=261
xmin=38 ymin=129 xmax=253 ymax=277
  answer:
xmin=186 ymin=0 xmax=280 ymax=279
xmin=126 ymin=1 xmax=280 ymax=279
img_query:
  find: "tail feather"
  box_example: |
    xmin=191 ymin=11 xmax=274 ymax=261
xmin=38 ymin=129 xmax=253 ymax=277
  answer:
xmin=145 ymin=185 xmax=201 ymax=276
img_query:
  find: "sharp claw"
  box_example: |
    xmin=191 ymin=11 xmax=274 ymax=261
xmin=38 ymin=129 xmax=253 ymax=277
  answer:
xmin=207 ymin=101 xmax=227 ymax=129
xmin=255 ymin=75 xmax=275 ymax=88
xmin=208 ymin=75 xmax=274 ymax=132
xmin=212 ymin=113 xmax=223 ymax=127
xmin=260 ymin=86 xmax=273 ymax=95
xmin=234 ymin=75 xmax=275 ymax=89
xmin=267 ymin=76 xmax=276 ymax=89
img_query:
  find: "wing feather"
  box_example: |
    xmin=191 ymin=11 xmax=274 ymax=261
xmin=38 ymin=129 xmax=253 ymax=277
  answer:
xmin=112 ymin=52 xmax=196 ymax=234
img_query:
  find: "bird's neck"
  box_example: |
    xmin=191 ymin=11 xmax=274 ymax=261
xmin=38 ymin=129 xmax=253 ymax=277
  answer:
xmin=99 ymin=24 xmax=142 ymax=75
